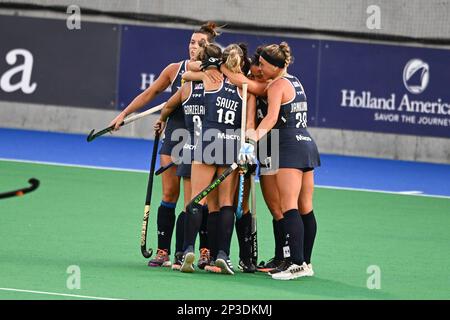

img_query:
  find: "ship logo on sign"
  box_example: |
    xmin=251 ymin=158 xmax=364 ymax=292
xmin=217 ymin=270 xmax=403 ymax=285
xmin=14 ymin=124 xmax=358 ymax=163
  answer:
xmin=403 ymin=59 xmax=429 ymax=94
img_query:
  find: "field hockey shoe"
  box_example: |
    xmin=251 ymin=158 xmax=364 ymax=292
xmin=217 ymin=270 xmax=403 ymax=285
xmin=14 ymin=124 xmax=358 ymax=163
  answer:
xmin=171 ymin=251 xmax=184 ymax=271
xmin=271 ymin=262 xmax=313 ymax=280
xmin=215 ymin=250 xmax=235 ymax=275
xmin=238 ymin=258 xmax=256 ymax=273
xmin=197 ymin=248 xmax=211 ymax=270
xmin=204 ymin=259 xmax=221 ymax=273
xmin=267 ymin=259 xmax=293 ymax=275
xmin=148 ymin=249 xmax=171 ymax=267
xmin=180 ymin=246 xmax=195 ymax=273
xmin=256 ymin=257 xmax=284 ymax=273
xmin=307 ymin=263 xmax=314 ymax=277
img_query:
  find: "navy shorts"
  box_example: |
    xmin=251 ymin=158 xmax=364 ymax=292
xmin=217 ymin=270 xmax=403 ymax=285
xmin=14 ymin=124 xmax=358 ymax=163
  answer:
xmin=176 ymin=139 xmax=196 ymax=178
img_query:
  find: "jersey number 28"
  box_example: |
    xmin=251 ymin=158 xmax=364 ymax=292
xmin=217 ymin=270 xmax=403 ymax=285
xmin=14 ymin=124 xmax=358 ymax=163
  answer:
xmin=296 ymin=112 xmax=307 ymax=128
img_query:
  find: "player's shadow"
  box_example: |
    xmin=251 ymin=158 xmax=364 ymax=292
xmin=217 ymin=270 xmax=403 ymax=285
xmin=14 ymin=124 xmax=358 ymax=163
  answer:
xmin=1 ymin=251 xmax=395 ymax=300
xmin=126 ymin=262 xmax=396 ymax=300
xmin=183 ymin=271 xmax=396 ymax=300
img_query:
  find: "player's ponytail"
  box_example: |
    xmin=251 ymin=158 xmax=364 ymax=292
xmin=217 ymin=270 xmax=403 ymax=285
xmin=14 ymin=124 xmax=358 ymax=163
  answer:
xmin=223 ymin=44 xmax=244 ymax=73
xmin=195 ymin=21 xmax=221 ymax=43
xmin=238 ymin=43 xmax=251 ymax=75
xmin=278 ymin=42 xmax=293 ymax=66
xmin=205 ymin=43 xmax=223 ymax=60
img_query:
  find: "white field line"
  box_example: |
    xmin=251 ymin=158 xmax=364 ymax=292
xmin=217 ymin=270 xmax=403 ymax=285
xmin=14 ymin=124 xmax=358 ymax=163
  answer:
xmin=317 ymin=185 xmax=449 ymax=200
xmin=0 ymin=287 xmax=125 ymax=300
xmin=0 ymin=157 xmax=147 ymax=173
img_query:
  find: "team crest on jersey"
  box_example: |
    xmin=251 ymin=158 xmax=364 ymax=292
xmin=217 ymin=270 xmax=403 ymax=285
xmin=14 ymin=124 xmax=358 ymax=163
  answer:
xmin=194 ymin=83 xmax=204 ymax=90
xmin=224 ymin=86 xmax=236 ymax=93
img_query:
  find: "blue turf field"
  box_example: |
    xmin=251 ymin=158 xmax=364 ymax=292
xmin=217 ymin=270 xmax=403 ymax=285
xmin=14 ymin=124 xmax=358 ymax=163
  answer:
xmin=0 ymin=128 xmax=449 ymax=197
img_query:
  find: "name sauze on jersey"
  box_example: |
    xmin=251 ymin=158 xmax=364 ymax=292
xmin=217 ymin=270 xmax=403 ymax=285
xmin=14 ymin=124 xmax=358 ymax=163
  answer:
xmin=216 ymin=97 xmax=239 ymax=111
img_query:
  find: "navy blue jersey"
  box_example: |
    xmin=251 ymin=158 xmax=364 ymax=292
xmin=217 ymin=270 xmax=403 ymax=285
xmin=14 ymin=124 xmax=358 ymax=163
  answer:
xmin=182 ymin=81 xmax=205 ymax=136
xmin=168 ymin=60 xmax=189 ymax=124
xmin=275 ymin=74 xmax=308 ymax=130
xmin=203 ymin=78 xmax=243 ymax=132
xmin=159 ymin=60 xmax=189 ymax=155
xmin=176 ymin=81 xmax=205 ymax=170
xmin=196 ymin=78 xmax=244 ymax=165
xmin=272 ymin=74 xmax=321 ymax=170
xmin=256 ymin=97 xmax=268 ymax=125
xmin=255 ymin=96 xmax=272 ymax=166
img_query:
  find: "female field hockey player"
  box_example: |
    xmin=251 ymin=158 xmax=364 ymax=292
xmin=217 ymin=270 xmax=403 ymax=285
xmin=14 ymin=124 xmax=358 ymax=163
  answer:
xmin=250 ymin=46 xmax=286 ymax=273
xmin=229 ymin=45 xmax=259 ymax=274
xmin=153 ymin=42 xmax=223 ymax=270
xmin=109 ymin=22 xmax=220 ymax=267
xmin=180 ymin=43 xmax=256 ymax=275
xmin=239 ymin=47 xmax=285 ymax=273
xmin=222 ymin=46 xmax=285 ymax=273
xmin=225 ymin=42 xmax=320 ymax=280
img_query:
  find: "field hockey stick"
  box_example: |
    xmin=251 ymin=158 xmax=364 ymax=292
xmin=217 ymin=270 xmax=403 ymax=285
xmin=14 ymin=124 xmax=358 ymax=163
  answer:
xmin=235 ymin=168 xmax=246 ymax=219
xmin=188 ymin=162 xmax=239 ymax=208
xmin=236 ymin=83 xmax=248 ymax=219
xmin=87 ymin=103 xmax=165 ymax=142
xmin=0 ymin=178 xmax=40 ymax=199
xmin=140 ymin=131 xmax=160 ymax=258
xmin=155 ymin=158 xmax=181 ymax=176
xmin=250 ymin=171 xmax=258 ymax=266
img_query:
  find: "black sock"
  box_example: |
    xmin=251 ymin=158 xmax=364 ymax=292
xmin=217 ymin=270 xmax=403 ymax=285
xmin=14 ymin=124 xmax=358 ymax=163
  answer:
xmin=282 ymin=209 xmax=305 ymax=265
xmin=183 ymin=202 xmax=203 ymax=251
xmin=175 ymin=211 xmax=186 ymax=253
xmin=199 ymin=205 xmax=209 ymax=250
xmin=273 ymin=219 xmax=285 ymax=260
xmin=235 ymin=211 xmax=252 ymax=260
xmin=207 ymin=211 xmax=219 ymax=260
xmin=157 ymin=202 xmax=176 ymax=254
xmin=301 ymin=210 xmax=317 ymax=264
xmin=217 ymin=206 xmax=235 ymax=256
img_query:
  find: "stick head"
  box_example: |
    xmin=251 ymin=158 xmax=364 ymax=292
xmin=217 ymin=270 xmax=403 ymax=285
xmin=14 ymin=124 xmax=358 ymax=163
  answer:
xmin=28 ymin=178 xmax=40 ymax=189
xmin=141 ymin=247 xmax=153 ymax=258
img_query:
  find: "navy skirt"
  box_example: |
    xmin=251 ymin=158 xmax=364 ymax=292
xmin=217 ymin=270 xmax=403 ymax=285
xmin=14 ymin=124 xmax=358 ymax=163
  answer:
xmin=159 ymin=117 xmax=185 ymax=156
